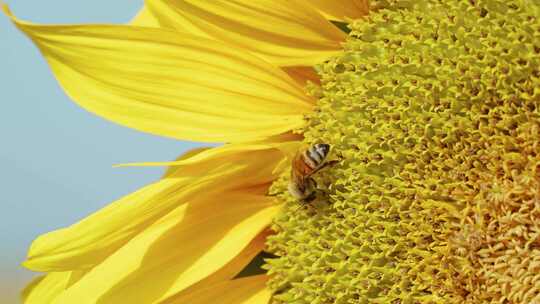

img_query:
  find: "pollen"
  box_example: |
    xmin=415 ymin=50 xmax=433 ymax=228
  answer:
xmin=265 ymin=0 xmax=540 ymax=303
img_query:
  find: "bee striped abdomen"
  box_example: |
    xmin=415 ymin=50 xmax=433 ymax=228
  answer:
xmin=306 ymin=144 xmax=329 ymax=169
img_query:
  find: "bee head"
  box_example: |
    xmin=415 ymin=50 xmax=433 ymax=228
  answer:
xmin=314 ymin=143 xmax=330 ymax=157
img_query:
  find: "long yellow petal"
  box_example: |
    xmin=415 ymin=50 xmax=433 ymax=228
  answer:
xmin=23 ymin=178 xmax=189 ymax=272
xmin=164 ymin=275 xmax=271 ymax=304
xmin=131 ymin=4 xmax=323 ymax=92
xmin=306 ymin=0 xmax=370 ymax=21
xmin=132 ymin=4 xmax=322 ymax=93
xmin=146 ymin=0 xmax=347 ymax=67
xmin=21 ymin=272 xmax=71 ymax=304
xmin=5 ymin=6 xmax=312 ymax=143
xmin=170 ymin=229 xmax=272 ymax=298
xmin=23 ymin=144 xmax=287 ymax=272
xmin=130 ymin=5 xmax=160 ymax=27
xmin=122 ymin=140 xmax=301 ymax=182
xmin=53 ymin=193 xmax=280 ymax=304
xmin=116 ymin=142 xmax=294 ymax=169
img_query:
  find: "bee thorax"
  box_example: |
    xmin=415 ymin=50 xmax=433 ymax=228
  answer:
xmin=302 ymin=150 xmax=318 ymax=169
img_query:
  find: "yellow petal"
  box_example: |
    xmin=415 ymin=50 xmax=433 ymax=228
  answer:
xmin=23 ymin=178 xmax=188 ymax=272
xmin=24 ymin=144 xmax=290 ymax=271
xmin=5 ymin=6 xmax=312 ymax=142
xmin=162 ymin=147 xmax=211 ymax=178
xmin=130 ymin=4 xmax=322 ymax=94
xmin=53 ymin=192 xmax=280 ymax=304
xmin=23 ymin=144 xmax=287 ymax=272
xmin=146 ymin=0 xmax=347 ymax=67
xmin=119 ymin=141 xmax=300 ymax=187
xmin=130 ymin=5 xmax=160 ymax=27
xmin=172 ymin=229 xmax=272 ymax=298
xmin=116 ymin=142 xmax=289 ymax=169
xmin=164 ymin=275 xmax=271 ymax=304
xmin=306 ymin=0 xmax=370 ymax=21
xmin=21 ymin=272 xmax=71 ymax=304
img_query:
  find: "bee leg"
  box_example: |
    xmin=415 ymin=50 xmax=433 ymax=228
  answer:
xmin=311 ymin=159 xmax=340 ymax=175
xmin=326 ymin=159 xmax=341 ymax=167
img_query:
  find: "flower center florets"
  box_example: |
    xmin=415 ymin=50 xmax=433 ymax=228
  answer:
xmin=266 ymin=1 xmax=540 ymax=303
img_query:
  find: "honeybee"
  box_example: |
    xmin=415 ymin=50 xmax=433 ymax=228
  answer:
xmin=288 ymin=143 xmax=334 ymax=203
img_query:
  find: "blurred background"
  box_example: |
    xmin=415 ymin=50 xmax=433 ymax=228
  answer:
xmin=0 ymin=1 xmax=203 ymax=302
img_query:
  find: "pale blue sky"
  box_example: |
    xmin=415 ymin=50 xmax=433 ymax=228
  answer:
xmin=0 ymin=1 xmax=204 ymax=302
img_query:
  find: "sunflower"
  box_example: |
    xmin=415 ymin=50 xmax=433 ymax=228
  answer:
xmin=5 ymin=1 xmax=369 ymax=303
xmin=9 ymin=0 xmax=540 ymax=303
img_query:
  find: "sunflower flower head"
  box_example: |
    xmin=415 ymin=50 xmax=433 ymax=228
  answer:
xmin=6 ymin=0 xmax=540 ymax=303
xmin=266 ymin=0 xmax=540 ymax=303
